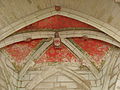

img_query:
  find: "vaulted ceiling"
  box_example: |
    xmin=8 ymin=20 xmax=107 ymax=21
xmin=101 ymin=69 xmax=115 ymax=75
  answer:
xmin=0 ymin=0 xmax=120 ymax=42
xmin=0 ymin=0 xmax=119 ymax=73
xmin=0 ymin=0 xmax=120 ymax=90
xmin=1 ymin=15 xmax=114 ymax=72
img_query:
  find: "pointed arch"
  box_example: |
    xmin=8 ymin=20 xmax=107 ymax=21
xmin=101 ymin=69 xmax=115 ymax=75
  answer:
xmin=26 ymin=66 xmax=91 ymax=90
xmin=0 ymin=7 xmax=119 ymax=43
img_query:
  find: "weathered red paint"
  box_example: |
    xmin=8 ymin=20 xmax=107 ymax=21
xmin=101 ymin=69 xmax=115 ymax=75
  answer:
xmin=35 ymin=44 xmax=79 ymax=64
xmin=18 ymin=15 xmax=96 ymax=32
xmin=5 ymin=39 xmax=42 ymax=63
xmin=4 ymin=15 xmax=112 ymax=66
xmin=71 ymin=37 xmax=111 ymax=64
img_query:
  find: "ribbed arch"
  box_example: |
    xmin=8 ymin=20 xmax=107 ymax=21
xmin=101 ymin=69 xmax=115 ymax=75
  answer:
xmin=0 ymin=7 xmax=119 ymax=43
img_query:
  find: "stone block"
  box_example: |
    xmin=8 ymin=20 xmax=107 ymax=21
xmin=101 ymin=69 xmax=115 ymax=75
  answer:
xmin=19 ymin=88 xmax=26 ymax=90
xmin=91 ymin=86 xmax=101 ymax=90
xmin=60 ymin=82 xmax=78 ymax=88
xmin=96 ymin=80 xmax=101 ymax=86
xmin=88 ymin=74 xmax=96 ymax=80
xmin=80 ymin=74 xmax=89 ymax=80
xmin=35 ymin=82 xmax=54 ymax=88
xmin=43 ymin=75 xmax=57 ymax=82
xmin=22 ymin=75 xmax=30 ymax=80
xmin=58 ymin=75 xmax=73 ymax=82
xmin=91 ymin=80 xmax=97 ymax=87
xmin=21 ymin=81 xmax=29 ymax=87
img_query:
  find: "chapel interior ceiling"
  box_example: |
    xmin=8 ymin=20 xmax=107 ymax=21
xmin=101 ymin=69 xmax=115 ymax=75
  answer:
xmin=0 ymin=0 xmax=120 ymax=90
xmin=1 ymin=15 xmax=116 ymax=72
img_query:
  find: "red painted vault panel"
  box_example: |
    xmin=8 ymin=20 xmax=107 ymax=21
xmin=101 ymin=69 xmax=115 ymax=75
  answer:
xmin=18 ymin=15 xmax=96 ymax=32
xmin=71 ymin=37 xmax=111 ymax=64
xmin=35 ymin=44 xmax=80 ymax=64
xmin=5 ymin=39 xmax=42 ymax=63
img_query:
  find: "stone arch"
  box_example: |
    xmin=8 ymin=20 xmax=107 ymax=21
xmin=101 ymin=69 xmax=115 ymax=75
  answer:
xmin=102 ymin=47 xmax=120 ymax=90
xmin=0 ymin=30 xmax=120 ymax=49
xmin=112 ymin=56 xmax=120 ymax=90
xmin=0 ymin=7 xmax=120 ymax=43
xmin=26 ymin=66 xmax=91 ymax=90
